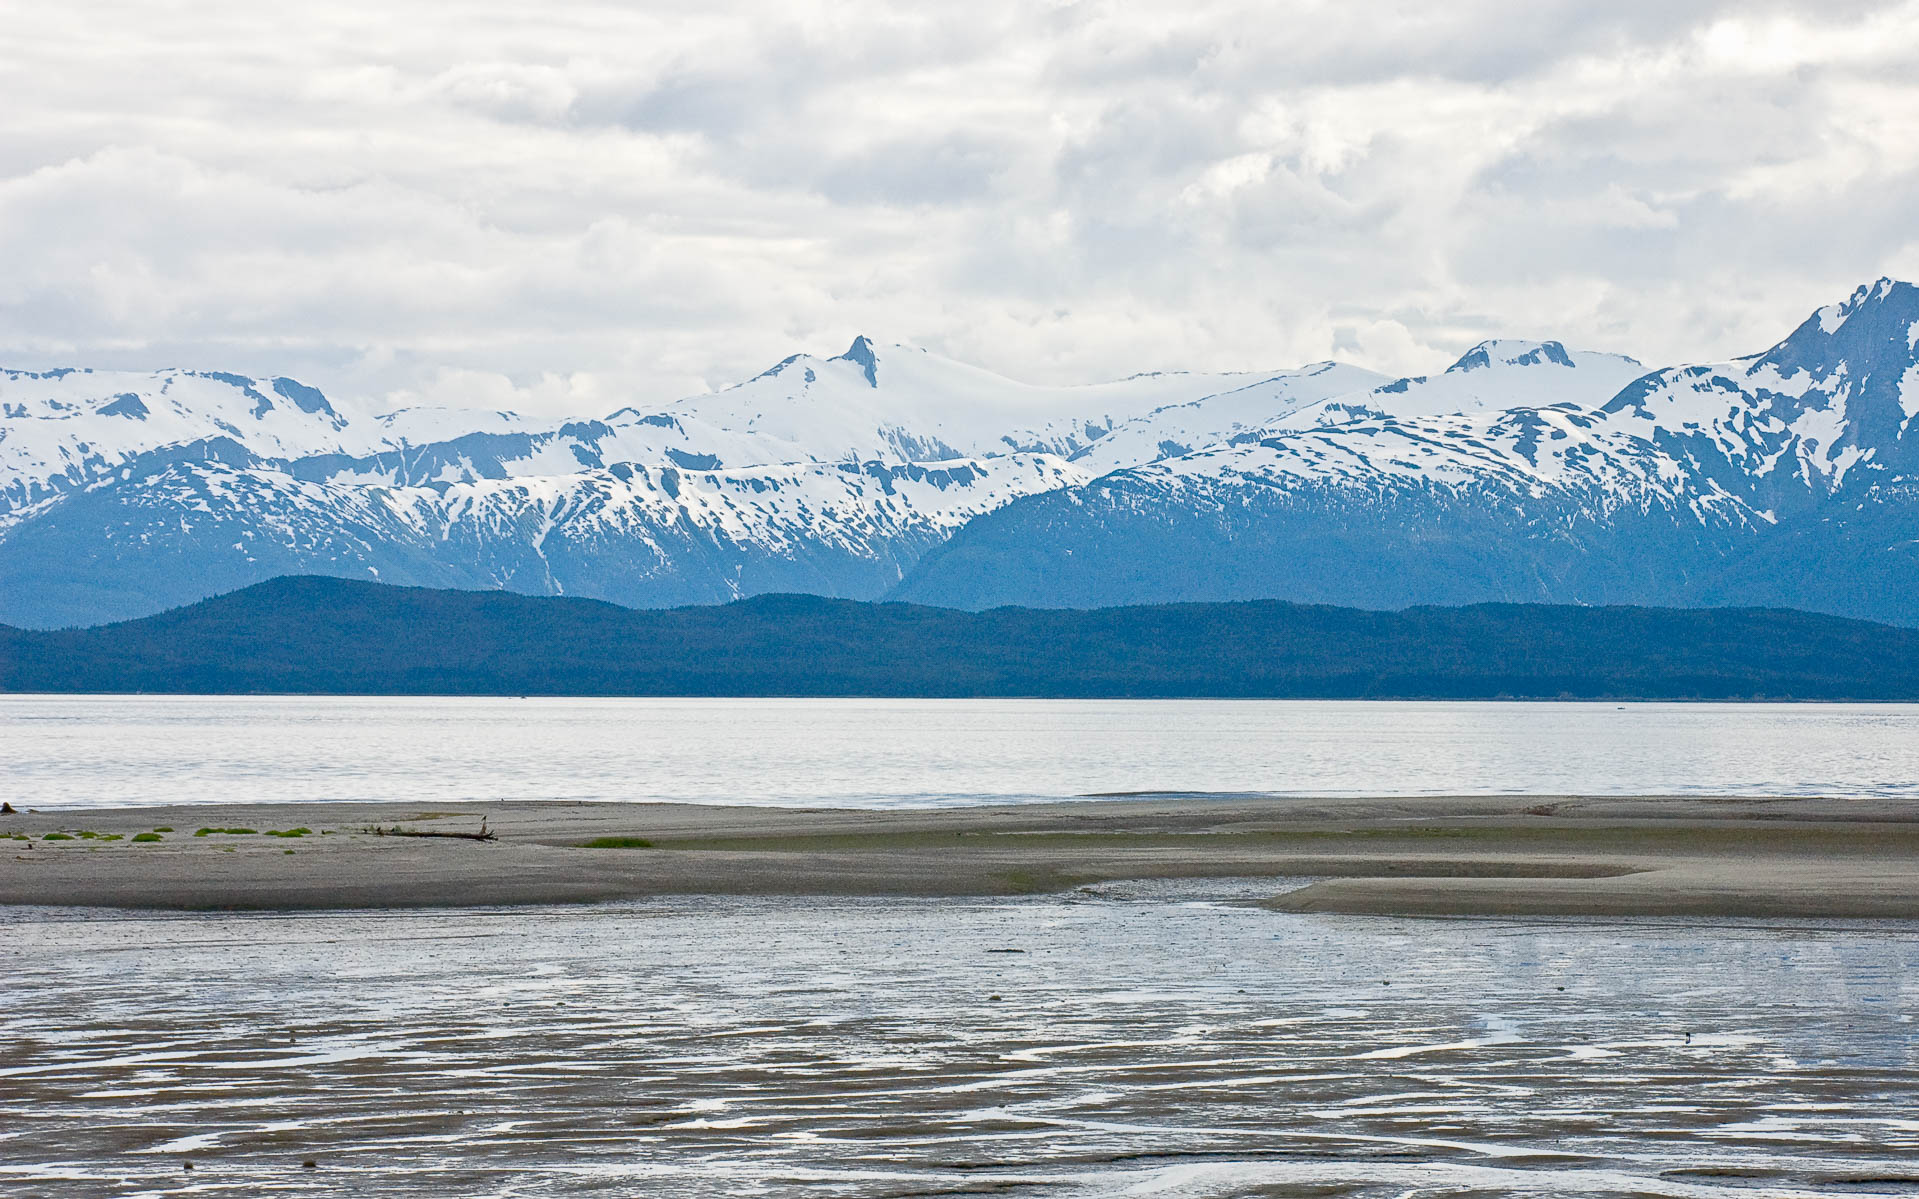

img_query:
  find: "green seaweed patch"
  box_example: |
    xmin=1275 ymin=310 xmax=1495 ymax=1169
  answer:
xmin=284 ymin=849 xmax=296 ymax=855
xmin=264 ymin=828 xmax=312 ymax=838
xmin=43 ymin=833 xmax=73 ymax=841
xmin=195 ymin=827 xmax=258 ymax=836
xmin=153 ymin=826 xmax=174 ymax=833
xmin=579 ymin=836 xmax=654 ymax=849
xmin=131 ymin=832 xmax=164 ymax=843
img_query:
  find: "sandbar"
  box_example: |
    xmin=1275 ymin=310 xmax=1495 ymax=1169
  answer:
xmin=3 ymin=794 xmax=1917 ymax=917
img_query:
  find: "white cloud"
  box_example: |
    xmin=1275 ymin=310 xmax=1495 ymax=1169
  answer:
xmin=1 ymin=0 xmax=1916 ymax=418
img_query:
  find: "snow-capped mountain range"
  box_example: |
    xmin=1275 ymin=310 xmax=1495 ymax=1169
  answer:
xmin=4 ymin=280 xmax=1918 ymax=629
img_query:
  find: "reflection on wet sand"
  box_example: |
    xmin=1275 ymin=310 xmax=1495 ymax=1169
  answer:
xmin=3 ymin=883 xmax=1915 ymax=1197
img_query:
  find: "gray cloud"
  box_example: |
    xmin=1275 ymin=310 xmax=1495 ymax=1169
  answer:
xmin=2 ymin=0 xmax=1917 ymax=417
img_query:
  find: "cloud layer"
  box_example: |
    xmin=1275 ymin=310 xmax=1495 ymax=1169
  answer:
xmin=4 ymin=0 xmax=1917 ymax=416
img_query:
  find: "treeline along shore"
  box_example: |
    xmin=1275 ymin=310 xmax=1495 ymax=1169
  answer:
xmin=5 ymin=575 xmax=1919 ymax=699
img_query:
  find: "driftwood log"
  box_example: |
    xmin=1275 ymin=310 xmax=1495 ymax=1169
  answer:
xmin=368 ymin=818 xmax=496 ymax=842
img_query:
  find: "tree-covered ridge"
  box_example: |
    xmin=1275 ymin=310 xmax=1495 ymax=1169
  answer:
xmin=4 ymin=576 xmax=1915 ymax=700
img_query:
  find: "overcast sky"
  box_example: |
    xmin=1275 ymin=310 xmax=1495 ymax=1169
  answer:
xmin=4 ymin=1 xmax=1917 ymax=416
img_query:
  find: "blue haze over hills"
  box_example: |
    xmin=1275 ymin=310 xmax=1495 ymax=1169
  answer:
xmin=3 ymin=281 xmax=1918 ymax=629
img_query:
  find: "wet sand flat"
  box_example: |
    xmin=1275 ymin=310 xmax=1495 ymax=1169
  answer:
xmin=4 ymin=891 xmax=1916 ymax=1197
xmin=5 ymin=794 xmax=1919 ymax=917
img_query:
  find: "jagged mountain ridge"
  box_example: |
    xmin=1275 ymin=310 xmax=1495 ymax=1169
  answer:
xmin=657 ymin=335 xmax=1316 ymax=462
xmin=0 ymin=338 xmax=1322 ymax=626
xmin=5 ymin=281 xmax=1918 ymax=629
xmin=0 ymin=339 xmax=1294 ymax=520
xmin=0 ymin=338 xmax=1501 ymax=627
xmin=895 ymin=280 xmax=1919 ymax=626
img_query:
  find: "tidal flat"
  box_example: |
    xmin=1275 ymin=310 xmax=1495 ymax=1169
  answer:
xmin=2 ymin=888 xmax=1915 ymax=1197
xmin=5 ymin=795 xmax=1919 ymax=917
xmin=7 ymin=796 xmax=1916 ymax=1196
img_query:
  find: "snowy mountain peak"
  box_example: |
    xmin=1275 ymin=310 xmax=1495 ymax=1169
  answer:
xmin=0 ymin=366 xmax=358 ymax=514
xmin=0 ymin=366 xmax=346 ymax=430
xmin=835 ymin=335 xmax=880 ymax=387
xmin=1766 ymin=278 xmax=1918 ymax=375
xmin=1256 ymin=339 xmax=1648 ymax=433
xmin=892 ymin=278 xmax=1919 ymax=623
xmin=667 ymin=338 xmax=1291 ymax=465
xmin=1447 ymin=340 xmax=1586 ymax=374
xmin=265 ymin=376 xmax=341 ymax=420
xmin=1587 ymin=278 xmax=1919 ymax=496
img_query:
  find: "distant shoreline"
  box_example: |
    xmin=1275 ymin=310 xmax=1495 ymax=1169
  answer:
xmin=0 ymin=691 xmax=1898 ymax=702
xmin=6 ymin=794 xmax=1918 ymax=919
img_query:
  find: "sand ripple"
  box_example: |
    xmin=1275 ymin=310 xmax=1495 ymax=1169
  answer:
xmin=3 ymin=882 xmax=1916 ymax=1196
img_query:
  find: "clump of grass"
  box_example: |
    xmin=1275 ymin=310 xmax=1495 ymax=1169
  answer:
xmin=195 ymin=827 xmax=258 ymax=837
xmin=283 ymin=849 xmax=295 ymax=855
xmin=43 ymin=832 xmax=74 ymax=841
xmin=996 ymin=869 xmax=1051 ymax=895
xmin=580 ymin=836 xmax=654 ymax=849
xmin=264 ymin=828 xmax=311 ymax=838
xmin=131 ymin=832 xmax=164 ymax=843
xmin=153 ymin=826 xmax=174 ymax=833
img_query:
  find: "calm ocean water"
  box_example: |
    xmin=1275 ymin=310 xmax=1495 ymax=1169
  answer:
xmin=4 ymin=696 xmax=1918 ymax=811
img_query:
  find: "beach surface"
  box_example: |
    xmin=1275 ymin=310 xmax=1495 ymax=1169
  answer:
xmin=5 ymin=794 xmax=1918 ymax=917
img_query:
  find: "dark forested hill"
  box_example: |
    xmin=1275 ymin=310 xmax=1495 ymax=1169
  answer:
xmin=3 ymin=575 xmax=1916 ymax=699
